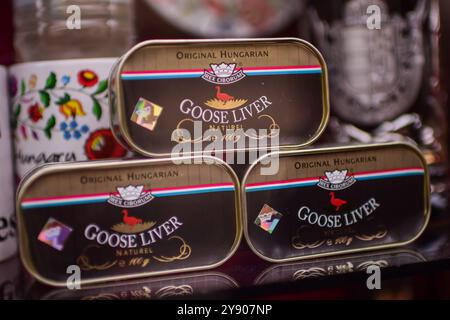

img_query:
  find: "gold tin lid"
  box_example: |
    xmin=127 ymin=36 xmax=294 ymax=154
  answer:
xmin=110 ymin=38 xmax=329 ymax=157
xmin=242 ymin=142 xmax=430 ymax=262
xmin=16 ymin=156 xmax=241 ymax=287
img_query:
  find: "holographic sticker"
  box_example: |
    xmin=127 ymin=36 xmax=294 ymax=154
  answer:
xmin=37 ymin=218 xmax=73 ymax=251
xmin=255 ymin=204 xmax=282 ymax=234
xmin=130 ymin=97 xmax=163 ymax=131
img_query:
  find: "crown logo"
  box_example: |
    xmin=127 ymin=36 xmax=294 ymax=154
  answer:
xmin=325 ymin=170 xmax=348 ymax=184
xmin=210 ymin=63 xmax=236 ymax=78
xmin=202 ymin=61 xmax=246 ymax=84
xmin=117 ymin=185 xmax=144 ymax=201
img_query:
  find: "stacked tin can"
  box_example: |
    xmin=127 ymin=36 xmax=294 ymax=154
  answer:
xmin=14 ymin=37 xmax=431 ymax=286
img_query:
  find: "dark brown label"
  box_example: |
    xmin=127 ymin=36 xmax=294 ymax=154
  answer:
xmin=19 ymin=161 xmax=239 ymax=284
xmin=244 ymin=144 xmax=429 ymax=261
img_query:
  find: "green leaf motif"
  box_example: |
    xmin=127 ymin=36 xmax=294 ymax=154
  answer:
xmin=20 ymin=80 xmax=26 ymax=96
xmin=92 ymin=97 xmax=102 ymax=121
xmin=39 ymin=90 xmax=51 ymax=107
xmin=55 ymin=93 xmax=71 ymax=105
xmin=11 ymin=104 xmax=21 ymax=129
xmin=93 ymin=80 xmax=108 ymax=95
xmin=45 ymin=72 xmax=57 ymax=89
xmin=44 ymin=128 xmax=52 ymax=139
xmin=13 ymin=104 xmax=21 ymax=118
xmin=44 ymin=115 xmax=56 ymax=139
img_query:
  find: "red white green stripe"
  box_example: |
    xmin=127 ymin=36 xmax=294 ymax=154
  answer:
xmin=21 ymin=183 xmax=235 ymax=209
xmin=121 ymin=65 xmax=322 ymax=80
xmin=245 ymin=168 xmax=425 ymax=192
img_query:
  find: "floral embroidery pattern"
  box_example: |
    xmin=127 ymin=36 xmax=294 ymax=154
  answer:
xmin=11 ymin=70 xmax=108 ymax=140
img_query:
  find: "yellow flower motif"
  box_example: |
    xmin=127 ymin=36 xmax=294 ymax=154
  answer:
xmin=59 ymin=99 xmax=86 ymax=119
xmin=29 ymin=74 xmax=37 ymax=89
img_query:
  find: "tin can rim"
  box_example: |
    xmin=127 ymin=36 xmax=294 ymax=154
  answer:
xmin=240 ymin=141 xmax=431 ymax=263
xmin=111 ymin=37 xmax=330 ymax=157
xmin=16 ymin=155 xmax=243 ymax=287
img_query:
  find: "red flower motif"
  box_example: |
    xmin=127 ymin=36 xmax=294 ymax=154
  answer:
xmin=78 ymin=70 xmax=99 ymax=87
xmin=28 ymin=103 xmax=43 ymax=122
xmin=84 ymin=129 xmax=127 ymax=160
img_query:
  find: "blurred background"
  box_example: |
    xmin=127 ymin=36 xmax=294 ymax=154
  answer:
xmin=1 ymin=0 xmax=450 ymax=299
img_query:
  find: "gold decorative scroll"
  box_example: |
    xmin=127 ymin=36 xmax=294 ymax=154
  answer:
xmin=153 ymin=236 xmax=192 ymax=262
xmin=77 ymin=246 xmax=118 ymax=271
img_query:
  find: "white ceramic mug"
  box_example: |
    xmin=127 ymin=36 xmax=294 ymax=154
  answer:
xmin=0 ymin=65 xmax=17 ymax=262
xmin=9 ymin=58 xmax=127 ymax=179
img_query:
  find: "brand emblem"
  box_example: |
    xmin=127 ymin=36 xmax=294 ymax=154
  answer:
xmin=317 ymin=169 xmax=356 ymax=191
xmin=202 ymin=62 xmax=246 ymax=85
xmin=108 ymin=185 xmax=154 ymax=208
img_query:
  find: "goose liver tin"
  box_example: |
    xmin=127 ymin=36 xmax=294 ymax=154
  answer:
xmin=242 ymin=142 xmax=430 ymax=262
xmin=16 ymin=156 xmax=241 ymax=286
xmin=110 ymin=38 xmax=329 ymax=156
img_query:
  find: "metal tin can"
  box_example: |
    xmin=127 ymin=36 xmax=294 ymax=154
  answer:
xmin=242 ymin=142 xmax=430 ymax=262
xmin=0 ymin=65 xmax=17 ymax=262
xmin=110 ymin=38 xmax=329 ymax=157
xmin=16 ymin=156 xmax=241 ymax=287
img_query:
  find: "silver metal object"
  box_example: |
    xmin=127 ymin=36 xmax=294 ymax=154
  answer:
xmin=311 ymin=0 xmax=426 ymax=126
